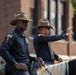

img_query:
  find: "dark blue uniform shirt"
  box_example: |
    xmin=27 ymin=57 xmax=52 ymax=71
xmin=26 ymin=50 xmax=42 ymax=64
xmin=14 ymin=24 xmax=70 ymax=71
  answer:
xmin=33 ymin=32 xmax=67 ymax=63
xmin=0 ymin=28 xmax=35 ymax=65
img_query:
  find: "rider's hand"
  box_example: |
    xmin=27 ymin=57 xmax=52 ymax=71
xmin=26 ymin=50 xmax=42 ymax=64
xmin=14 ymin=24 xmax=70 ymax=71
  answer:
xmin=14 ymin=63 xmax=28 ymax=71
xmin=35 ymin=57 xmax=45 ymax=67
xmin=66 ymin=26 xmax=72 ymax=36
xmin=58 ymin=57 xmax=63 ymax=63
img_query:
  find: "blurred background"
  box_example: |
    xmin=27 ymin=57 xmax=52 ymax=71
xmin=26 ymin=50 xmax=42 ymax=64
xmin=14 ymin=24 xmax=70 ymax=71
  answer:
xmin=0 ymin=0 xmax=76 ymax=58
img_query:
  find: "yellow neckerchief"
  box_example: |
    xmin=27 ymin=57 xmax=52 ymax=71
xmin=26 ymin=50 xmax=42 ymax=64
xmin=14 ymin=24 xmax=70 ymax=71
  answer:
xmin=40 ymin=66 xmax=45 ymax=75
xmin=38 ymin=33 xmax=46 ymax=36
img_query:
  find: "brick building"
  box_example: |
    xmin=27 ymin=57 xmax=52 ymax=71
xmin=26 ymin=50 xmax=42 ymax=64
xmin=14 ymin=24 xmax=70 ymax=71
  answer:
xmin=0 ymin=0 xmax=76 ymax=56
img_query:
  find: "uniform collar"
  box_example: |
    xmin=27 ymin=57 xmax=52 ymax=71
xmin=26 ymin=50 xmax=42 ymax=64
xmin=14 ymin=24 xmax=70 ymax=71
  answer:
xmin=14 ymin=28 xmax=26 ymax=37
xmin=38 ymin=32 xmax=44 ymax=35
xmin=37 ymin=32 xmax=46 ymax=36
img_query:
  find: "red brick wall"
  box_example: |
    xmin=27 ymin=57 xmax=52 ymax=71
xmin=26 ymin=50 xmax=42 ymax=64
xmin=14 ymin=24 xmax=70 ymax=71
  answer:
xmin=0 ymin=0 xmax=21 ymax=44
xmin=0 ymin=0 xmax=31 ymax=44
xmin=51 ymin=41 xmax=68 ymax=55
xmin=51 ymin=42 xmax=76 ymax=56
xmin=70 ymin=43 xmax=76 ymax=55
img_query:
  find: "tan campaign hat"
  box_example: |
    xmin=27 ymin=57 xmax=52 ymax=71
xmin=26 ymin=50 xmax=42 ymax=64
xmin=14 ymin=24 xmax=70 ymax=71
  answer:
xmin=10 ymin=12 xmax=32 ymax=26
xmin=38 ymin=19 xmax=54 ymax=30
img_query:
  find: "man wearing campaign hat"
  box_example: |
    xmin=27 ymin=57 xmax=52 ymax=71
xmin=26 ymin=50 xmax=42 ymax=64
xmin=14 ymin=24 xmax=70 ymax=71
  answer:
xmin=0 ymin=12 xmax=44 ymax=75
xmin=33 ymin=19 xmax=72 ymax=65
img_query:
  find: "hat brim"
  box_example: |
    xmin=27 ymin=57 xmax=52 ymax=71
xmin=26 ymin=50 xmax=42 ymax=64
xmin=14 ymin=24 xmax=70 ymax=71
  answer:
xmin=10 ymin=18 xmax=32 ymax=26
xmin=38 ymin=25 xmax=52 ymax=28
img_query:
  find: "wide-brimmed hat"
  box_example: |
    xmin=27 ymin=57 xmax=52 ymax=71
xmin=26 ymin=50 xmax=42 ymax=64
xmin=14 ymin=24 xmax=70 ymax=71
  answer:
xmin=38 ymin=19 xmax=54 ymax=29
xmin=10 ymin=12 xmax=32 ymax=26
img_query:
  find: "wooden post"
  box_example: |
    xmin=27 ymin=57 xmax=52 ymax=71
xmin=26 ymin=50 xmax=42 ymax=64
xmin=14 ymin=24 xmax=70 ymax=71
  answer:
xmin=66 ymin=0 xmax=73 ymax=56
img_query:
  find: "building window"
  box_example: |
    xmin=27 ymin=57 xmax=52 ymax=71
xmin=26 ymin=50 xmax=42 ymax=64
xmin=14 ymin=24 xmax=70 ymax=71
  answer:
xmin=50 ymin=0 xmax=64 ymax=35
xmin=58 ymin=2 xmax=64 ymax=34
xmin=58 ymin=14 xmax=63 ymax=34
xmin=30 ymin=8 xmax=37 ymax=37
xmin=50 ymin=13 xmax=56 ymax=35
xmin=49 ymin=0 xmax=56 ymax=35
